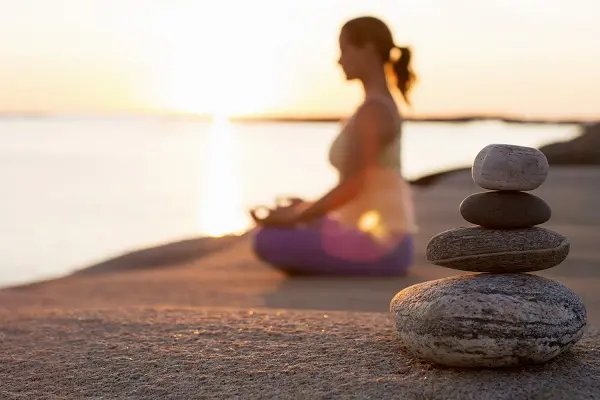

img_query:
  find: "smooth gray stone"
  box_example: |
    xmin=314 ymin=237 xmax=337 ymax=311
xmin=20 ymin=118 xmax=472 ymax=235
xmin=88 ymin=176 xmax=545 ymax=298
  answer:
xmin=426 ymin=227 xmax=569 ymax=273
xmin=390 ymin=273 xmax=587 ymax=368
xmin=459 ymin=191 xmax=551 ymax=229
xmin=472 ymin=144 xmax=549 ymax=191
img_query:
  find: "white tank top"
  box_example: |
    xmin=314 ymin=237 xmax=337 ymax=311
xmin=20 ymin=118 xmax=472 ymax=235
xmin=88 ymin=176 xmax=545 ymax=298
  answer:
xmin=328 ymin=95 xmax=418 ymax=236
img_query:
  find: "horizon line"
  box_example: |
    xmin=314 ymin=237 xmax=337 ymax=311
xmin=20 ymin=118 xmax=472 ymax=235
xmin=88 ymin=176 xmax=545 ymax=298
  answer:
xmin=0 ymin=111 xmax=596 ymax=125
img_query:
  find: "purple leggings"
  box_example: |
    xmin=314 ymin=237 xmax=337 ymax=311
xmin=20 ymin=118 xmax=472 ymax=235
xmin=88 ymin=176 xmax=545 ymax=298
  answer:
xmin=252 ymin=217 xmax=414 ymax=276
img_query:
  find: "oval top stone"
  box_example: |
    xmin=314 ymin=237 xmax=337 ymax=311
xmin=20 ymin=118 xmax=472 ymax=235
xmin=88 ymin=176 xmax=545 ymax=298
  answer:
xmin=472 ymin=144 xmax=549 ymax=191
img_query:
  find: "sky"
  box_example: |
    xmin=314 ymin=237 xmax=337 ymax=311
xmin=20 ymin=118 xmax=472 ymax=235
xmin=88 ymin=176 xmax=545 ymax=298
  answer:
xmin=0 ymin=0 xmax=599 ymax=119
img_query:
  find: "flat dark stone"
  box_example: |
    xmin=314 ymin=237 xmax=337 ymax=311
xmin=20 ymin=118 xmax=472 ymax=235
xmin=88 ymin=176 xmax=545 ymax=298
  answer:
xmin=426 ymin=227 xmax=569 ymax=273
xmin=459 ymin=191 xmax=551 ymax=229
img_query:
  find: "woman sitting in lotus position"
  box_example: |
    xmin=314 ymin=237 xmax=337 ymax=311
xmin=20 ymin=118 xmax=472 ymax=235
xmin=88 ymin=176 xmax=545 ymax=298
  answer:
xmin=250 ymin=16 xmax=418 ymax=276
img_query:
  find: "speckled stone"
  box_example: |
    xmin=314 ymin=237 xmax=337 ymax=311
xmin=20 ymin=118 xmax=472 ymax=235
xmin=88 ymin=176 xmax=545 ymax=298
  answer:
xmin=472 ymin=144 xmax=549 ymax=191
xmin=426 ymin=227 xmax=569 ymax=273
xmin=459 ymin=191 xmax=551 ymax=229
xmin=390 ymin=273 xmax=587 ymax=368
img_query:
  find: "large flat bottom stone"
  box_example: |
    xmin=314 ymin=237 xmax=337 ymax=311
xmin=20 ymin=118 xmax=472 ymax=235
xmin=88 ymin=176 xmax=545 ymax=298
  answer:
xmin=390 ymin=274 xmax=587 ymax=368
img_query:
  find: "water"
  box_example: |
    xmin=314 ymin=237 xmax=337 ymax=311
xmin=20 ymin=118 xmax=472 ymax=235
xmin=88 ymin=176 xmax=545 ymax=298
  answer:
xmin=0 ymin=116 xmax=580 ymax=287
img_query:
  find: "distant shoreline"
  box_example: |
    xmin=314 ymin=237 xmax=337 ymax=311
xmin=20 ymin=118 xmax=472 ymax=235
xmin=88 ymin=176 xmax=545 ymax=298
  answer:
xmin=0 ymin=112 xmax=596 ymax=125
xmin=229 ymin=115 xmax=591 ymax=125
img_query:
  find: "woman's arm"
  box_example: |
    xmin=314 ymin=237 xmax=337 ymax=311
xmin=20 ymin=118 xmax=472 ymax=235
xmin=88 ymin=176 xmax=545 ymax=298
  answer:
xmin=296 ymin=101 xmax=398 ymax=222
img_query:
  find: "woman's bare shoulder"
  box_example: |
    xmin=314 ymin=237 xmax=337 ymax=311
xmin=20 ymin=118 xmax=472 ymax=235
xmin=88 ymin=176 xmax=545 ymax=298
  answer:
xmin=352 ymin=97 xmax=400 ymax=138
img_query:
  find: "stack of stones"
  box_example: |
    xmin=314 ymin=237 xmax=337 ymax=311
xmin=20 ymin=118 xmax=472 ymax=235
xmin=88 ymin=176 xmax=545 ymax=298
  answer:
xmin=390 ymin=144 xmax=587 ymax=368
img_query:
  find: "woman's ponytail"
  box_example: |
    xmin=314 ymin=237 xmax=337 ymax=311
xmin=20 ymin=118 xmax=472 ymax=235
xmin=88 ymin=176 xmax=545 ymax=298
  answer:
xmin=392 ymin=46 xmax=416 ymax=105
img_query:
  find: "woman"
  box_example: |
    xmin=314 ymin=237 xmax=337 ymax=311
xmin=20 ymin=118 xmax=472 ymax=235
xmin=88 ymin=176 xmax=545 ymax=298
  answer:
xmin=250 ymin=16 xmax=418 ymax=276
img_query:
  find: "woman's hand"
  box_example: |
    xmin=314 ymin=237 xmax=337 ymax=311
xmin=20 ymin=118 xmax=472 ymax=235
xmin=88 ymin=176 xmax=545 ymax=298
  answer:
xmin=275 ymin=196 xmax=305 ymax=209
xmin=249 ymin=195 xmax=314 ymax=227
xmin=250 ymin=204 xmax=302 ymax=228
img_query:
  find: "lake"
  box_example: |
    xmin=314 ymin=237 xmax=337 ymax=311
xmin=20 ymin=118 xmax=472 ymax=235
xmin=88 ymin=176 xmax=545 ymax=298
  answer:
xmin=0 ymin=116 xmax=581 ymax=287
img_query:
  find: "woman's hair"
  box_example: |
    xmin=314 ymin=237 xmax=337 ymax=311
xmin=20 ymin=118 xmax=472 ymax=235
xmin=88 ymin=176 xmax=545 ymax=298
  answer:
xmin=341 ymin=16 xmax=416 ymax=104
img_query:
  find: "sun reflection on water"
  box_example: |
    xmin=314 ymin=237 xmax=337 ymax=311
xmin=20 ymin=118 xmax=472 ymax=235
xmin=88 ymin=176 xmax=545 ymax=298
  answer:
xmin=196 ymin=117 xmax=252 ymax=237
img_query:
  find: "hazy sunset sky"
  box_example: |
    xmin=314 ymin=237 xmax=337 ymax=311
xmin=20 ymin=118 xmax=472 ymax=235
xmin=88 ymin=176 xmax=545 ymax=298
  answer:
xmin=0 ymin=0 xmax=599 ymax=118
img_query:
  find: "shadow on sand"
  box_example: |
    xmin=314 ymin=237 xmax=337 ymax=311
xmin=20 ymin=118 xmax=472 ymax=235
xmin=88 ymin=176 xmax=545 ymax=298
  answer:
xmin=259 ymin=261 xmax=449 ymax=313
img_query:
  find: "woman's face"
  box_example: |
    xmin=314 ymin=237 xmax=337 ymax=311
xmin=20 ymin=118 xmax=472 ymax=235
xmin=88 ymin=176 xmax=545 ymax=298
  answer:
xmin=338 ymin=30 xmax=368 ymax=81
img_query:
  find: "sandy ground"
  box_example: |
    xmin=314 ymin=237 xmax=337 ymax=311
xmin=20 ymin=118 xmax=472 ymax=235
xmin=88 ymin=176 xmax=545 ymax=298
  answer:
xmin=1 ymin=308 xmax=599 ymax=399
xmin=1 ymin=166 xmax=600 ymax=399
